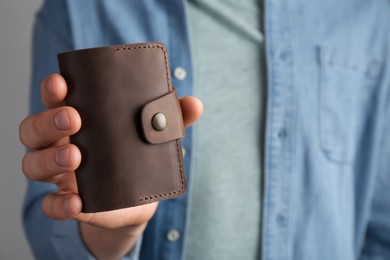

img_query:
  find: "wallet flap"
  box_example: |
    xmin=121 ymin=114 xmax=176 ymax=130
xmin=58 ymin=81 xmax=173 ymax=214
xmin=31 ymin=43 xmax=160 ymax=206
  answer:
xmin=141 ymin=90 xmax=185 ymax=144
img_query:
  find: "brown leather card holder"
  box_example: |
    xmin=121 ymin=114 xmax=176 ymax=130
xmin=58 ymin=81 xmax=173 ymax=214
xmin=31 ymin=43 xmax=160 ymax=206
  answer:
xmin=57 ymin=42 xmax=186 ymax=213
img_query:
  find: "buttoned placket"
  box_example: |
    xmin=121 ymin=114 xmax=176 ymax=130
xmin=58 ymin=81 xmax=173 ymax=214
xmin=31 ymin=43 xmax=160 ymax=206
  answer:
xmin=262 ymin=0 xmax=297 ymax=259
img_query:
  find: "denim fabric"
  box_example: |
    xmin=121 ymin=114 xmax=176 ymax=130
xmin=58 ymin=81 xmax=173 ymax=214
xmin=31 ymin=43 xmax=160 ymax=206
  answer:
xmin=23 ymin=0 xmax=390 ymax=259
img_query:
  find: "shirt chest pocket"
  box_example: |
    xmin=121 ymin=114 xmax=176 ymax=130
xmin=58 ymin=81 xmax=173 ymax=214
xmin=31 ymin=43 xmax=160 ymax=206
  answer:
xmin=318 ymin=46 xmax=382 ymax=163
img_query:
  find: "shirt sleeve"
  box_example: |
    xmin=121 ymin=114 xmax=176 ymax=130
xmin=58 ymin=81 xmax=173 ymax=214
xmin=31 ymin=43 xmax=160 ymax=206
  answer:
xmin=50 ymin=219 xmax=143 ymax=260
xmin=359 ymin=78 xmax=390 ymax=259
xmin=22 ymin=2 xmax=142 ymax=259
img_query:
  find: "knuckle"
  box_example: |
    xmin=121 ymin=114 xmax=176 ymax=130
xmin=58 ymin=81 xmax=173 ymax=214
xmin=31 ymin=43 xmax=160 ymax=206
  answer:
xmin=32 ymin=114 xmax=46 ymax=139
xmin=41 ymin=194 xmax=54 ymax=218
xmin=21 ymin=154 xmax=31 ymax=179
xmin=37 ymin=155 xmax=51 ymax=174
xmin=23 ymin=149 xmax=54 ymax=181
xmin=19 ymin=118 xmax=30 ymax=147
xmin=43 ymin=193 xmax=65 ymax=220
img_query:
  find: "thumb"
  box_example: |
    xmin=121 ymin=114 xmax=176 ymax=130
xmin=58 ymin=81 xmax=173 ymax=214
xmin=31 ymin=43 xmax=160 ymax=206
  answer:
xmin=179 ymin=97 xmax=203 ymax=128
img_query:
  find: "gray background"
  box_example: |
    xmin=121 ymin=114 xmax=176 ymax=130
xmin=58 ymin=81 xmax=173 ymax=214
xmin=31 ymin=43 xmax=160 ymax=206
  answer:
xmin=0 ymin=0 xmax=42 ymax=259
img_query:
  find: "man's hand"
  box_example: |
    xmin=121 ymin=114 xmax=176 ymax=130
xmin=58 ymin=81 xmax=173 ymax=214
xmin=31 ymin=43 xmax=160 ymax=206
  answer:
xmin=19 ymin=74 xmax=203 ymax=259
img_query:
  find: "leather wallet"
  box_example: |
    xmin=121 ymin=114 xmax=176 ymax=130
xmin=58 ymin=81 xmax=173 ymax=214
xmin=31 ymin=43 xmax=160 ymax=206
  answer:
xmin=57 ymin=42 xmax=186 ymax=213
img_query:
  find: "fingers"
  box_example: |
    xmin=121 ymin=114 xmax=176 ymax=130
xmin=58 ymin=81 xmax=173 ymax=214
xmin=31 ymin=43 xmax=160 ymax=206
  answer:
xmin=40 ymin=74 xmax=68 ymax=108
xmin=77 ymin=202 xmax=159 ymax=229
xmin=22 ymin=144 xmax=81 ymax=182
xmin=19 ymin=106 xmax=81 ymax=149
xmin=179 ymin=97 xmax=204 ymax=127
xmin=42 ymin=193 xmax=82 ymax=220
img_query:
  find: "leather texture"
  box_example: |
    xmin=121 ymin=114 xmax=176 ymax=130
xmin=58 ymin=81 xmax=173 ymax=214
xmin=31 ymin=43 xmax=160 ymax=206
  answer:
xmin=58 ymin=42 xmax=186 ymax=213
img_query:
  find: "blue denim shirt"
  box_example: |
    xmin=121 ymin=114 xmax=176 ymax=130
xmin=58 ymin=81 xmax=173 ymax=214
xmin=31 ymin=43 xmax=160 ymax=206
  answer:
xmin=23 ymin=0 xmax=390 ymax=259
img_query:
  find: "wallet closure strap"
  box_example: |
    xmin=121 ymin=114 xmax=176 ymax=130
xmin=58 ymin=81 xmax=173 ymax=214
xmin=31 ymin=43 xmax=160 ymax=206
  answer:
xmin=141 ymin=90 xmax=185 ymax=144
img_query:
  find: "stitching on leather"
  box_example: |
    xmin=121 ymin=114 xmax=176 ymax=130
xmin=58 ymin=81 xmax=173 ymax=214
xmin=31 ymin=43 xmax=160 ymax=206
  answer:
xmin=115 ymin=44 xmax=184 ymax=202
xmin=115 ymin=44 xmax=171 ymax=90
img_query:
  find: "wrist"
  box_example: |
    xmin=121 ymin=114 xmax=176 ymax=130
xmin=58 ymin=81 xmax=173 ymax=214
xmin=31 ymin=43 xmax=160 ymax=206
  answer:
xmin=79 ymin=221 xmax=147 ymax=259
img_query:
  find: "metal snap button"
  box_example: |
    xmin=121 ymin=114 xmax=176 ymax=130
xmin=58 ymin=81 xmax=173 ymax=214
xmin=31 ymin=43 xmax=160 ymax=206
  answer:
xmin=152 ymin=112 xmax=168 ymax=131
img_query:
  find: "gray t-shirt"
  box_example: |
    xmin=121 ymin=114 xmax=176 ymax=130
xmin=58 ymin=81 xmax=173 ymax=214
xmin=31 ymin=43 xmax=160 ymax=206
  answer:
xmin=183 ymin=0 xmax=266 ymax=259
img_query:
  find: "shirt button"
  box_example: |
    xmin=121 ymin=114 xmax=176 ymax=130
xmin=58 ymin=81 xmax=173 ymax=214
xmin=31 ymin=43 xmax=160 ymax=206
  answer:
xmin=278 ymin=128 xmax=287 ymax=139
xmin=166 ymin=229 xmax=180 ymax=242
xmin=173 ymin=67 xmax=187 ymax=80
xmin=276 ymin=214 xmax=286 ymax=227
xmin=182 ymin=147 xmax=186 ymax=157
xmin=279 ymin=50 xmax=291 ymax=62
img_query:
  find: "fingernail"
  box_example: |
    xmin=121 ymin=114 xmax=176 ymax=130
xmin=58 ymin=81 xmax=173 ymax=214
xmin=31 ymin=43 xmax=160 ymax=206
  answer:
xmin=63 ymin=199 xmax=70 ymax=213
xmin=55 ymin=148 xmax=70 ymax=167
xmin=54 ymin=110 xmax=70 ymax=130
